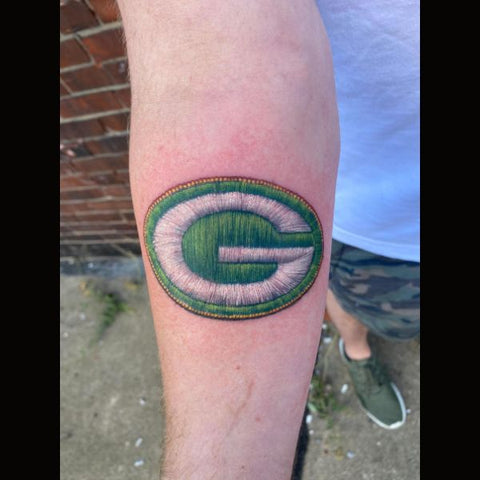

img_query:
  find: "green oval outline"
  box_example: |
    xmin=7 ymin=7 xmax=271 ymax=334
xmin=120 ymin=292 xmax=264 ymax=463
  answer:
xmin=144 ymin=177 xmax=323 ymax=320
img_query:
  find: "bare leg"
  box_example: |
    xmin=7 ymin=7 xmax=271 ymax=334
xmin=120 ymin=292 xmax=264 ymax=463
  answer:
xmin=326 ymin=289 xmax=371 ymax=360
xmin=325 ymin=288 xmax=408 ymax=429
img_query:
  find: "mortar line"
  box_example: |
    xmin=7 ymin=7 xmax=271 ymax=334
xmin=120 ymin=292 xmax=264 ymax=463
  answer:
xmin=60 ymin=61 xmax=95 ymax=74
xmin=60 ymin=239 xmax=139 ymax=245
xmin=61 ymin=219 xmax=133 ymax=225
xmin=61 ymin=185 xmax=128 ymax=193
xmin=61 ymin=228 xmax=138 ymax=235
xmin=61 ymin=208 xmax=134 ymax=216
xmin=61 ymin=196 xmax=132 ymax=205
xmin=60 ymin=108 xmax=130 ymax=124
xmin=60 ymin=21 xmax=123 ymax=42
xmin=60 ymin=77 xmax=74 ymax=96
xmin=60 ymin=152 xmax=128 ymax=162
xmin=61 ymin=183 xmax=130 ymax=192
xmin=83 ymin=0 xmax=104 ymax=26
xmin=61 ymin=130 xmax=129 ymax=144
xmin=101 ymin=56 xmax=127 ymax=66
xmin=61 ymin=83 xmax=130 ymax=100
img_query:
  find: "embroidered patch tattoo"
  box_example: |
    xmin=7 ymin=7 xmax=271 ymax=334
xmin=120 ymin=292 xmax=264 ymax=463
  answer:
xmin=144 ymin=178 xmax=323 ymax=320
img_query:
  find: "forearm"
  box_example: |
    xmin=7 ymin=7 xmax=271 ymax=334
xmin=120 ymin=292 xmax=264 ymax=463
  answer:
xmin=117 ymin=1 xmax=339 ymax=478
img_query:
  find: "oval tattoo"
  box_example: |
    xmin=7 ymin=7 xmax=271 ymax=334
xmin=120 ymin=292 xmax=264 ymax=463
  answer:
xmin=144 ymin=177 xmax=323 ymax=320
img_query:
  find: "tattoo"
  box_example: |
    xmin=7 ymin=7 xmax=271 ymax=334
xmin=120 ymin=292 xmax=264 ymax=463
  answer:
xmin=144 ymin=177 xmax=323 ymax=320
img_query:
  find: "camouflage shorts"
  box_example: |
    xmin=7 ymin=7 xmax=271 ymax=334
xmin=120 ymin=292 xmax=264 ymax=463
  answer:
xmin=329 ymin=239 xmax=420 ymax=341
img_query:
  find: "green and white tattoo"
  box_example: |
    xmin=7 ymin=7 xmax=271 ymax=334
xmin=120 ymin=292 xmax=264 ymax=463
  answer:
xmin=144 ymin=178 xmax=323 ymax=320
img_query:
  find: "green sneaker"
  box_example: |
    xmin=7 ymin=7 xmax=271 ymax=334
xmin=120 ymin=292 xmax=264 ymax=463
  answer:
xmin=339 ymin=338 xmax=406 ymax=429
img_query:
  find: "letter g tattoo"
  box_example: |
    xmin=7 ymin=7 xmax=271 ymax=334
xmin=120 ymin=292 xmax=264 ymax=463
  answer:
xmin=144 ymin=178 xmax=323 ymax=320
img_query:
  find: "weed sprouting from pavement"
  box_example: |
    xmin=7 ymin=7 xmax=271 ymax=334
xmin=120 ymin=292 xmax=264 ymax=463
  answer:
xmin=308 ymin=322 xmax=345 ymax=427
xmin=80 ymin=281 xmax=128 ymax=343
xmin=96 ymin=292 xmax=128 ymax=340
xmin=308 ymin=375 xmax=343 ymax=424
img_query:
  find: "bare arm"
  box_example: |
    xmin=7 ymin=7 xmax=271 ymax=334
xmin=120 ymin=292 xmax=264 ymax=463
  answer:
xmin=116 ymin=1 xmax=339 ymax=478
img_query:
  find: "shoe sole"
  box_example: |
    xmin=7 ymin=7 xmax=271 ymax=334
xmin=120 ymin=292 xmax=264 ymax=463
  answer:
xmin=338 ymin=338 xmax=407 ymax=430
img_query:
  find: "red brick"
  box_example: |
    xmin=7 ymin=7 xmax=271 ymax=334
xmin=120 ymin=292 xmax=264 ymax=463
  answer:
xmin=88 ymin=170 xmax=129 ymax=184
xmin=60 ymin=223 xmax=76 ymax=234
xmin=60 ymin=38 xmax=90 ymax=68
xmin=71 ymin=155 xmax=129 ymax=173
xmin=85 ymin=135 xmax=128 ymax=154
xmin=60 ymin=175 xmax=95 ymax=188
xmin=84 ymin=172 xmax=117 ymax=184
xmin=103 ymin=59 xmax=128 ymax=83
xmin=61 ymin=233 xmax=107 ymax=242
xmin=67 ymin=211 xmax=124 ymax=222
xmin=89 ymin=0 xmax=120 ymax=23
xmin=62 ymin=232 xmax=138 ymax=242
xmin=82 ymin=28 xmax=125 ymax=62
xmin=60 ymin=171 xmax=129 ymax=188
xmin=115 ymin=87 xmax=131 ymax=108
xmin=61 ymin=65 xmax=113 ymax=92
xmin=60 ymin=204 xmax=89 ymax=214
xmin=99 ymin=113 xmax=129 ymax=132
xmin=61 ymin=222 xmax=136 ymax=232
xmin=60 ymin=142 xmax=92 ymax=158
xmin=60 ymin=90 xmax=123 ymax=118
xmin=60 ymin=187 xmax=105 ymax=201
xmin=102 ymin=185 xmax=130 ymax=197
xmin=60 ymin=1 xmax=98 ymax=33
xmin=60 ymin=119 xmax=104 ymax=140
xmin=122 ymin=211 xmax=136 ymax=222
xmin=105 ymin=232 xmax=138 ymax=239
xmin=115 ymin=171 xmax=130 ymax=182
xmin=61 ymin=224 xmax=98 ymax=234
xmin=60 ymin=224 xmax=73 ymax=234
xmin=86 ymin=200 xmax=133 ymax=211
xmin=60 ymin=199 xmax=133 ymax=212
xmin=60 ymin=215 xmax=80 ymax=224
xmin=60 ymin=160 xmax=78 ymax=176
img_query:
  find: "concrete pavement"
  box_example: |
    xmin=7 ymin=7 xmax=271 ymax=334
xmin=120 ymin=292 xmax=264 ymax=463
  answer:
xmin=60 ymin=259 xmax=419 ymax=480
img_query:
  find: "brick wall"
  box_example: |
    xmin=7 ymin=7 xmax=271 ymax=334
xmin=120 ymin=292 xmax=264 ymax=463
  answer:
xmin=60 ymin=0 xmax=138 ymax=258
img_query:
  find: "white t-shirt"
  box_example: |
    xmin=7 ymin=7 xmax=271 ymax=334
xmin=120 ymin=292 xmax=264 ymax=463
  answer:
xmin=315 ymin=1 xmax=420 ymax=262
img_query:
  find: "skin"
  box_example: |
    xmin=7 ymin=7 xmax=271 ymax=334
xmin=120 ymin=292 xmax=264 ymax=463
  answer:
xmin=326 ymin=289 xmax=372 ymax=360
xmin=116 ymin=1 xmax=339 ymax=478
